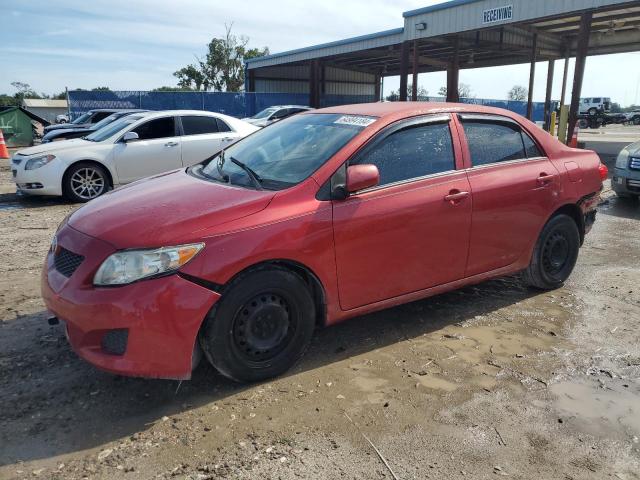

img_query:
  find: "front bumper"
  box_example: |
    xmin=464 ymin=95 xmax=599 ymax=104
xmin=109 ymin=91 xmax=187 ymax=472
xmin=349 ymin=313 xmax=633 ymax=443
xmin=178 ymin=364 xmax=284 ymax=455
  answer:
xmin=12 ymin=155 xmax=65 ymax=196
xmin=41 ymin=224 xmax=220 ymax=379
xmin=612 ymin=167 xmax=640 ymax=196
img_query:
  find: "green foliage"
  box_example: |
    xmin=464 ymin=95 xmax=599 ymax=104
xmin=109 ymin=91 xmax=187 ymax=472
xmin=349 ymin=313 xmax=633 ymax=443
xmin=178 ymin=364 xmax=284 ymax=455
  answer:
xmin=173 ymin=24 xmax=269 ymax=92
xmin=151 ymin=86 xmax=198 ymax=92
xmin=10 ymin=81 xmax=43 ymax=104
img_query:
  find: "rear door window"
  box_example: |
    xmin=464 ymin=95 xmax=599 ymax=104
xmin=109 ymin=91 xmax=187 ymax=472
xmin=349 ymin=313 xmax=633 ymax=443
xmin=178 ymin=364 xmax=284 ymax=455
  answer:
xmin=522 ymin=131 xmax=543 ymax=158
xmin=91 ymin=112 xmax=112 ymax=123
xmin=181 ymin=116 xmax=219 ymax=136
xmin=351 ymin=121 xmax=455 ymax=187
xmin=462 ymin=121 xmax=525 ymax=166
xmin=132 ymin=117 xmax=176 ymax=140
xmin=216 ymin=118 xmax=232 ymax=132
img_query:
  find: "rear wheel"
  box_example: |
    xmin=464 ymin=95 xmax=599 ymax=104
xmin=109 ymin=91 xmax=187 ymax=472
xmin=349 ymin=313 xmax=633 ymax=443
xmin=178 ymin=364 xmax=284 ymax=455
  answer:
xmin=588 ymin=107 xmax=598 ymax=116
xmin=524 ymin=214 xmax=580 ymax=290
xmin=201 ymin=268 xmax=316 ymax=383
xmin=62 ymin=162 xmax=109 ymax=202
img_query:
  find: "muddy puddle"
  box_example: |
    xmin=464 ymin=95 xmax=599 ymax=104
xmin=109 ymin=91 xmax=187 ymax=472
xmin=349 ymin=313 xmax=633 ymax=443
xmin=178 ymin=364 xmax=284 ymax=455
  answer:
xmin=551 ymin=379 xmax=640 ymax=439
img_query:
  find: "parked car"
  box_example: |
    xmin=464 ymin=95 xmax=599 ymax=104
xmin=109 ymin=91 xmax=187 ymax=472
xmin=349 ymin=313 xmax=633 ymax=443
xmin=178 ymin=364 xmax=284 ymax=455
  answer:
xmin=12 ymin=110 xmax=258 ymax=202
xmin=41 ymin=103 xmax=607 ymax=383
xmin=43 ymin=109 xmax=124 ymax=134
xmin=243 ymin=105 xmax=313 ymax=127
xmin=612 ymin=140 xmax=640 ymax=199
xmin=624 ymin=110 xmax=640 ymax=125
xmin=42 ymin=110 xmax=147 ymax=143
xmin=579 ymin=97 xmax=612 ymax=116
xmin=55 ymin=114 xmax=69 ymax=124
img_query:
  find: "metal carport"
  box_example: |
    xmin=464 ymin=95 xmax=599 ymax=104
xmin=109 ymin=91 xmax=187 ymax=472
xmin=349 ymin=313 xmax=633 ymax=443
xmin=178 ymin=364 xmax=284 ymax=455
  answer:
xmin=245 ymin=0 xmax=640 ymax=142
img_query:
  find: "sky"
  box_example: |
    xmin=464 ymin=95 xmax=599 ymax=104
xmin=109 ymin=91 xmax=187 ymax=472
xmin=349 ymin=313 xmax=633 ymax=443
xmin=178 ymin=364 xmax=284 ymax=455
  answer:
xmin=1 ymin=0 xmax=640 ymax=106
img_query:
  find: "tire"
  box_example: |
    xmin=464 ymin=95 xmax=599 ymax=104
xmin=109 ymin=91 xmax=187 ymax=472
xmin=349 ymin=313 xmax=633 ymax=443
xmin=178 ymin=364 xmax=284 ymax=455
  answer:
xmin=201 ymin=267 xmax=316 ymax=383
xmin=523 ymin=214 xmax=581 ymax=290
xmin=588 ymin=108 xmax=598 ymax=116
xmin=633 ymin=117 xmax=640 ymax=126
xmin=62 ymin=162 xmax=109 ymax=202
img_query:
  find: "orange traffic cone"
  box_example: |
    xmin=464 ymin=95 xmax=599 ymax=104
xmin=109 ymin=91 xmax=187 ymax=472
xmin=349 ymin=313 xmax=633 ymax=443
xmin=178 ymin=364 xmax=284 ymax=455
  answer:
xmin=568 ymin=123 xmax=579 ymax=148
xmin=0 ymin=129 xmax=9 ymax=159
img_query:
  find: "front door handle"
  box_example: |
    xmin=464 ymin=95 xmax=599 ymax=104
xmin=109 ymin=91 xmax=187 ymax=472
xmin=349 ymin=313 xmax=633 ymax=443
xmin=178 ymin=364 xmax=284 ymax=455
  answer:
xmin=536 ymin=172 xmax=556 ymax=185
xmin=221 ymin=137 xmax=234 ymax=142
xmin=165 ymin=141 xmax=179 ymax=147
xmin=444 ymin=190 xmax=470 ymax=204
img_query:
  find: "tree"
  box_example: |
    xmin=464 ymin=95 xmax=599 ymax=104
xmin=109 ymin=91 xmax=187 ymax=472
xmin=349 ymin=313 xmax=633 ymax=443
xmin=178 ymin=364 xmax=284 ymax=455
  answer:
xmin=508 ymin=85 xmax=528 ymax=101
xmin=10 ymin=81 xmax=42 ymax=104
xmin=91 ymin=86 xmax=111 ymax=91
xmin=438 ymin=83 xmax=472 ymax=98
xmin=173 ymin=24 xmax=269 ymax=92
xmin=152 ymin=86 xmax=197 ymax=92
xmin=385 ymin=84 xmax=428 ymax=101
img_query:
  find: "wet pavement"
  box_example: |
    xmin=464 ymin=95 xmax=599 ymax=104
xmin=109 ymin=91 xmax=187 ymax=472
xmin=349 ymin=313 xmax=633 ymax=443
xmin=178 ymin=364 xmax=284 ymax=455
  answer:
xmin=0 ymin=157 xmax=639 ymax=479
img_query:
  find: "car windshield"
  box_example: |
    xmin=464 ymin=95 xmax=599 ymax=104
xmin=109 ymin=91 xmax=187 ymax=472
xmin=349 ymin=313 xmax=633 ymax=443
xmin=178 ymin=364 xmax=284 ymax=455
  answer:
xmin=251 ymin=107 xmax=279 ymax=120
xmin=89 ymin=113 xmax=121 ymax=131
xmin=85 ymin=115 xmax=144 ymax=142
xmin=72 ymin=112 xmax=92 ymax=124
xmin=196 ymin=113 xmax=375 ymax=190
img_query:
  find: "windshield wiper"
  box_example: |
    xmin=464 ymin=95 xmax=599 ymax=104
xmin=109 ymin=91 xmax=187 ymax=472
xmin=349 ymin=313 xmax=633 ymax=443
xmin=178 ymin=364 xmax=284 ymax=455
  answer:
xmin=229 ymin=156 xmax=263 ymax=190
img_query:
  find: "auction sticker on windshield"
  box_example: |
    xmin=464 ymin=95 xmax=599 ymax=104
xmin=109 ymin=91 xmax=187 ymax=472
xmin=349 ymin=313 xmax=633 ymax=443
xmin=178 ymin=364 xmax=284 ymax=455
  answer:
xmin=334 ymin=116 xmax=377 ymax=127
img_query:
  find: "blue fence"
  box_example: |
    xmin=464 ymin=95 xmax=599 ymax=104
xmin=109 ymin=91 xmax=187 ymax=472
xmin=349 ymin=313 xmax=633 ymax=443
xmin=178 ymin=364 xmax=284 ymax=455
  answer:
xmin=68 ymin=90 xmax=550 ymax=122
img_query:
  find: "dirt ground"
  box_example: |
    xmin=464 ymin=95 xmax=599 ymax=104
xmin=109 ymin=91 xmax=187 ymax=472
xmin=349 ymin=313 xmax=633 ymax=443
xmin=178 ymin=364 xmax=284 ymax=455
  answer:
xmin=1 ymin=152 xmax=639 ymax=480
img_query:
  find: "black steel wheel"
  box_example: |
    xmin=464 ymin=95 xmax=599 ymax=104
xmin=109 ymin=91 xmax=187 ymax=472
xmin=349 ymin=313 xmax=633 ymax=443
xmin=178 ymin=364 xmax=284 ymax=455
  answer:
xmin=201 ymin=267 xmax=316 ymax=383
xmin=524 ymin=214 xmax=580 ymax=290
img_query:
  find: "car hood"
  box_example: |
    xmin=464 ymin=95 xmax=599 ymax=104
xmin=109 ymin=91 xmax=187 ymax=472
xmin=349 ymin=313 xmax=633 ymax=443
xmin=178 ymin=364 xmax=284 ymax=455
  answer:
xmin=68 ymin=169 xmax=276 ymax=248
xmin=624 ymin=140 xmax=640 ymax=156
xmin=16 ymin=138 xmax=94 ymax=156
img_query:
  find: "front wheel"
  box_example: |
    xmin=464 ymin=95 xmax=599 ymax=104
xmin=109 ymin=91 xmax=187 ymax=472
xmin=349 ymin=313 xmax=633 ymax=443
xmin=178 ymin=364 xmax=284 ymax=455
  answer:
xmin=523 ymin=214 xmax=581 ymax=290
xmin=201 ymin=268 xmax=316 ymax=383
xmin=62 ymin=162 xmax=109 ymax=202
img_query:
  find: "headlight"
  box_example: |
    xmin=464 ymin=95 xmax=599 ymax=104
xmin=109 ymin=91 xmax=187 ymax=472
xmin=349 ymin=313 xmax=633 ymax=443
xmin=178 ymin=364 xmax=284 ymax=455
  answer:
xmin=93 ymin=243 xmax=204 ymax=286
xmin=25 ymin=154 xmax=56 ymax=170
xmin=615 ymin=149 xmax=629 ymax=169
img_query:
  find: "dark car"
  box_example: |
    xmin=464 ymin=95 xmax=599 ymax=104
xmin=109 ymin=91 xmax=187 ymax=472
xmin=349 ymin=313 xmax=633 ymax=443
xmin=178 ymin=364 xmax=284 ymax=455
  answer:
xmin=43 ymin=109 xmax=125 ymax=134
xmin=42 ymin=110 xmax=147 ymax=143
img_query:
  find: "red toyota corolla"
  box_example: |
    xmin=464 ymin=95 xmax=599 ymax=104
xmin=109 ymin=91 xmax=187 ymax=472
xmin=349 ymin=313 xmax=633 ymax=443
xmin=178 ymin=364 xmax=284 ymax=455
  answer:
xmin=42 ymin=103 xmax=606 ymax=382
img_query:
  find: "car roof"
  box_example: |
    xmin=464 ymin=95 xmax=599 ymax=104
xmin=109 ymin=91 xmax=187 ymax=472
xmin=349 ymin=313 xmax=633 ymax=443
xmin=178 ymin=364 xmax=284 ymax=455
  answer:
xmin=310 ymin=102 xmax=532 ymax=122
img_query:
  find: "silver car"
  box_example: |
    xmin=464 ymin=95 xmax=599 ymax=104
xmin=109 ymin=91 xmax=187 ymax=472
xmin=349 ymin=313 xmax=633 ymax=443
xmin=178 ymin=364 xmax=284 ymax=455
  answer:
xmin=243 ymin=105 xmax=313 ymax=128
xmin=613 ymin=141 xmax=640 ymax=199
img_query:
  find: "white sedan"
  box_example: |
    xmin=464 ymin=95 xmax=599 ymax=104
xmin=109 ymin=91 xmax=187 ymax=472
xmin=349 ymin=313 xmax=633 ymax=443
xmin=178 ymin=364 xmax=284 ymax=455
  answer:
xmin=12 ymin=110 xmax=259 ymax=202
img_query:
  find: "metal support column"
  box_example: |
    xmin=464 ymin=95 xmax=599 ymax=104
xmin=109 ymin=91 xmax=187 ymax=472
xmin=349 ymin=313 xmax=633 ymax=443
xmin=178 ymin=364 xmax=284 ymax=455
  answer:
xmin=543 ymin=60 xmax=555 ymax=131
xmin=399 ymin=41 xmax=410 ymax=101
xmin=559 ymin=50 xmax=570 ymax=108
xmin=247 ymin=69 xmax=255 ymax=92
xmin=527 ymin=33 xmax=538 ymax=120
xmin=567 ymin=12 xmax=592 ymax=145
xmin=374 ymin=75 xmax=381 ymax=102
xmin=446 ymin=37 xmax=459 ymax=103
xmin=309 ymin=60 xmax=321 ymax=108
xmin=412 ymin=40 xmax=419 ymax=101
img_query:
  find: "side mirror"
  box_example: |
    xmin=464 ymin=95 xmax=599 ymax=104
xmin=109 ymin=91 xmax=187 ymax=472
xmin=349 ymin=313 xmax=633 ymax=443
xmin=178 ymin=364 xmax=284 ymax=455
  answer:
xmin=122 ymin=131 xmax=139 ymax=143
xmin=346 ymin=164 xmax=379 ymax=193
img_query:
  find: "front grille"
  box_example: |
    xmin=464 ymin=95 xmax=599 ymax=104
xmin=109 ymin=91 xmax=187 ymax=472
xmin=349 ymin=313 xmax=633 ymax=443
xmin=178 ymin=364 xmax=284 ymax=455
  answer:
xmin=629 ymin=157 xmax=640 ymax=170
xmin=54 ymin=248 xmax=84 ymax=277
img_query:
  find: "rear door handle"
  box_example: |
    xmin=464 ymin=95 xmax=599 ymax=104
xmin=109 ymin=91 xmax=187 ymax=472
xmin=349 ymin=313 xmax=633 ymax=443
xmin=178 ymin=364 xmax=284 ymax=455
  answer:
xmin=165 ymin=141 xmax=179 ymax=147
xmin=444 ymin=190 xmax=470 ymax=204
xmin=536 ymin=173 xmax=556 ymax=185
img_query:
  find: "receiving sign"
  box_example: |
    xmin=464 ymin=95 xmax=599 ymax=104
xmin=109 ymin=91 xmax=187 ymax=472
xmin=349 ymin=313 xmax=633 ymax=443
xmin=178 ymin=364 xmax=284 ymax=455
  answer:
xmin=483 ymin=5 xmax=513 ymax=24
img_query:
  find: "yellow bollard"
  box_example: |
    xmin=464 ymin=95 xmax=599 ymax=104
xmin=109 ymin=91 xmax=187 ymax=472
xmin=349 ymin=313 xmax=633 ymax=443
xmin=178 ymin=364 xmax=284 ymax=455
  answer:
xmin=549 ymin=111 xmax=557 ymax=136
xmin=558 ymin=106 xmax=569 ymax=144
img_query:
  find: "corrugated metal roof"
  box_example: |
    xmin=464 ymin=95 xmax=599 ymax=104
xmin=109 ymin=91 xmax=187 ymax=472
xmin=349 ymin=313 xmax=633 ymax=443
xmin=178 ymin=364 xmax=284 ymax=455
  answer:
xmin=22 ymin=99 xmax=67 ymax=108
xmin=245 ymin=28 xmax=404 ymax=69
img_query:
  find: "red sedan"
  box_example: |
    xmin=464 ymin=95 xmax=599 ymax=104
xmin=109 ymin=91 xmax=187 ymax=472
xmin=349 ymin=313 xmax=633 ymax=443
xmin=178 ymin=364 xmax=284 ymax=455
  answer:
xmin=42 ymin=103 xmax=607 ymax=382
